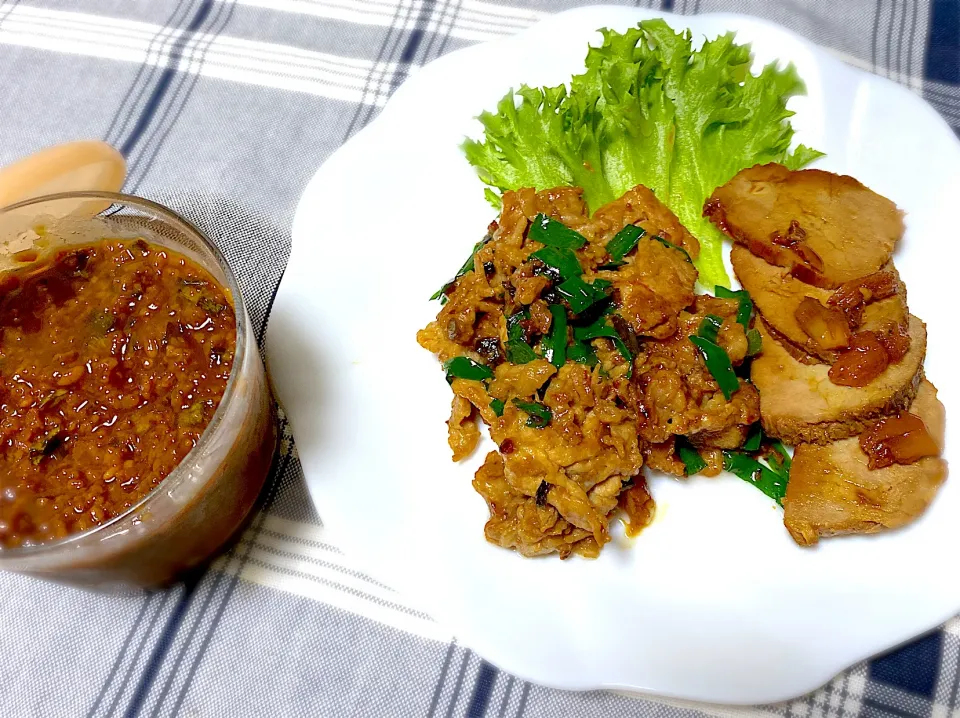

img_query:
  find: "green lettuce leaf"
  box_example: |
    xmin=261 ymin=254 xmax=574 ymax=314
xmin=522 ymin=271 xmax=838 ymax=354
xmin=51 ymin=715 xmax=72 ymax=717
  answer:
xmin=461 ymin=19 xmax=823 ymax=288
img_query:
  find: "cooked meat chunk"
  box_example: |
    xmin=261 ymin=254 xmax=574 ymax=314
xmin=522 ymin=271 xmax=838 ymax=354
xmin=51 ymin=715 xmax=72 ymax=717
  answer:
xmin=705 ymin=164 xmax=904 ymax=288
xmin=579 ymin=184 xmax=701 ymax=260
xmin=751 ymin=316 xmax=926 ymax=444
xmin=447 ymin=393 xmax=479 ymax=461
xmin=633 ymin=295 xmax=760 ymax=446
xmin=783 ymin=380 xmax=947 ymax=546
xmin=641 ymin=439 xmax=687 ymax=477
xmin=612 ymin=238 xmax=698 ymax=339
xmin=574 ymin=184 xmax=701 ymax=339
xmin=618 ymin=477 xmax=656 ymax=535
xmin=473 ymin=451 xmax=600 ymax=558
xmin=731 ymin=245 xmax=909 ymax=363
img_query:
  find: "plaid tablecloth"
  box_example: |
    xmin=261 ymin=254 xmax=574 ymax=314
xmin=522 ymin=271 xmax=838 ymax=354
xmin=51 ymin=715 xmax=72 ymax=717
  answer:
xmin=0 ymin=1 xmax=957 ymax=716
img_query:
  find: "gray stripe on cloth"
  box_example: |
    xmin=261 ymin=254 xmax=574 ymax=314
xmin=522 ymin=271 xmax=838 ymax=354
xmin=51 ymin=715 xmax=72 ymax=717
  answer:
xmin=862 ymin=680 xmax=942 ymax=717
xmin=85 ymin=596 xmax=154 ymax=718
xmin=936 ymin=630 xmax=960 ymax=718
xmin=103 ymin=0 xmax=197 ymax=147
xmin=242 ymin=538 xmax=397 ymax=593
xmin=497 ymin=675 xmax=515 ymax=718
xmin=428 ymin=645 xmax=473 ymax=717
xmin=164 ymin=573 xmax=456 ymax=716
xmin=445 ymin=648 xmax=474 ymax=717
xmin=122 ymin=577 xmax=205 ymax=718
xmin=924 ymin=81 xmax=960 ymax=131
xmin=933 ymin=628 xmax=960 ymax=708
xmin=222 ymin=0 xmax=398 ymax=61
xmin=118 ymin=0 xmax=221 ymax=159
xmin=901 ymin=0 xmax=921 ymax=81
xmin=433 ymin=0 xmax=465 ymax=58
xmin=126 ymin=0 xmax=240 ymax=190
xmin=0 ymin=47 xmax=139 ymax=165
xmin=514 ymin=681 xmax=531 ymax=717
xmin=142 ymin=425 xmax=290 ymax=718
xmin=891 ymin=1 xmax=910 ymax=81
xmin=861 ymin=698 xmax=914 ymax=718
xmin=16 ymin=0 xmax=194 ymax=24
xmin=87 ymin=591 xmax=164 ymax=718
xmin=95 ymin=590 xmax=178 ymax=718
xmin=0 ymin=575 xmax=146 ymax=716
xmin=0 ymin=0 xmax=20 ymax=26
xmin=344 ymin=0 xmax=420 ymax=138
xmin=421 ymin=0 xmax=456 ymax=62
xmin=697 ymin=0 xmax=932 ymax=80
xmin=265 ymin=450 xmax=321 ymax=524
xmin=429 ymin=642 xmax=459 ymax=717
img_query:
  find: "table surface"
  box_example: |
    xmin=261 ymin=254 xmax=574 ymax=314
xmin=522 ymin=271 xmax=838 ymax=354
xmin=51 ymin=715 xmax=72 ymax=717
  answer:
xmin=0 ymin=1 xmax=958 ymax=716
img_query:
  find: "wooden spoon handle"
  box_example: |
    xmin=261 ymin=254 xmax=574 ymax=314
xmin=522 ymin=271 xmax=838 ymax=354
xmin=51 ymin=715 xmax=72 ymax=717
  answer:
xmin=0 ymin=141 xmax=126 ymax=209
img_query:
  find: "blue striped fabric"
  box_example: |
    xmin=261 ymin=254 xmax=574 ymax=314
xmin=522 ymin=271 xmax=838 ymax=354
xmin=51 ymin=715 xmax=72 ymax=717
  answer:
xmin=0 ymin=1 xmax=957 ymax=716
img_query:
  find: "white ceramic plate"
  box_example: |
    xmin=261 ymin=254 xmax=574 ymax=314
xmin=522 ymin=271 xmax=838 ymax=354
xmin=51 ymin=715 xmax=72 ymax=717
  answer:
xmin=266 ymin=5 xmax=960 ymax=704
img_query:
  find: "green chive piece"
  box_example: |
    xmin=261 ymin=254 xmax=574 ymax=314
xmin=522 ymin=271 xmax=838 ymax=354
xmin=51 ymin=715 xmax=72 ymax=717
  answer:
xmin=506 ymin=311 xmax=538 ymax=364
xmin=545 ymin=305 xmax=568 ymax=369
xmin=697 ymin=314 xmax=724 ymax=345
xmin=574 ymin=315 xmax=633 ymax=376
xmin=689 ymin=335 xmax=739 ymax=400
xmin=723 ymin=450 xmax=789 ymax=505
xmin=772 ymin=441 xmax=792 ymax=472
xmin=443 ymin=356 xmax=494 ymax=384
xmin=742 ymin=424 xmax=762 ymax=452
xmin=430 ymin=236 xmax=491 ymax=301
xmin=606 ymin=225 xmax=646 ymax=262
xmin=745 ymin=328 xmax=763 ymax=356
xmin=557 ymin=276 xmax=610 ymax=314
xmin=528 ymin=213 xmax=587 ymax=249
xmin=490 ymin=398 xmax=505 ymax=417
xmin=676 ymin=437 xmax=707 ymax=476
xmin=715 ymin=285 xmax=753 ymax=329
xmin=530 ymin=246 xmax=582 ymax=281
xmin=506 ymin=340 xmax=537 ymax=364
xmin=651 ymin=235 xmax=693 ymax=263
xmin=567 ymin=339 xmax=599 ymax=367
xmin=512 ymin=399 xmax=552 ymax=428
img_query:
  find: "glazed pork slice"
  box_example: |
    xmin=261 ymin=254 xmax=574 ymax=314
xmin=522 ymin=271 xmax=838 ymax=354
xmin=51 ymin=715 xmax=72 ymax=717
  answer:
xmin=705 ymin=164 xmax=904 ymax=288
xmin=751 ymin=315 xmax=926 ymax=444
xmin=731 ymin=245 xmax=909 ymax=363
xmin=783 ymin=380 xmax=947 ymax=546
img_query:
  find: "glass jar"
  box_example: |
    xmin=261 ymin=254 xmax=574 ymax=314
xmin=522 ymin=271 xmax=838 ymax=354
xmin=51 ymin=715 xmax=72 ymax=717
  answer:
xmin=0 ymin=192 xmax=277 ymax=588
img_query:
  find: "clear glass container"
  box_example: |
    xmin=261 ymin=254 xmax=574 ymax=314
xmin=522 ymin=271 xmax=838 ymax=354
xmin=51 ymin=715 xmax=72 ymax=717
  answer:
xmin=0 ymin=192 xmax=277 ymax=588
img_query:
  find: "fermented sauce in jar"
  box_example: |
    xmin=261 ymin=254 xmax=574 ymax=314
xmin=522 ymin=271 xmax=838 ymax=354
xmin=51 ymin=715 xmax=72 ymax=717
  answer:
xmin=0 ymin=237 xmax=236 ymax=548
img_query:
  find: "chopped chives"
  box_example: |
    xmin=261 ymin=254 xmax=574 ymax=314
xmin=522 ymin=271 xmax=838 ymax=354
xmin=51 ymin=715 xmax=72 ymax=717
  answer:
xmin=606 ymin=225 xmax=646 ymax=262
xmin=530 ymin=246 xmax=582 ymax=281
xmin=443 ymin=356 xmax=494 ymax=384
xmin=689 ymin=335 xmax=739 ymax=400
xmin=528 ymin=213 xmax=587 ymax=249
xmin=557 ymin=276 xmax=610 ymax=314
xmin=512 ymin=399 xmax=552 ymax=428
xmin=544 ymin=305 xmax=568 ymax=369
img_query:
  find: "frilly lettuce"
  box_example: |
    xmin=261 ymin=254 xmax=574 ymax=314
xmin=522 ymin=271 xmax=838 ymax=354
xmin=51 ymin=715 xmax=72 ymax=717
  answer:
xmin=462 ymin=19 xmax=822 ymax=288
